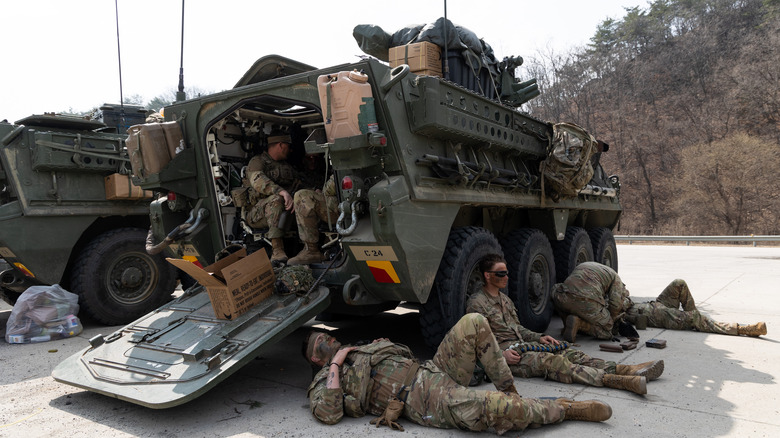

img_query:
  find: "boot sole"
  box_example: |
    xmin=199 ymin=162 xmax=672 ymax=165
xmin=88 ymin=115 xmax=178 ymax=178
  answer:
xmin=638 ymin=360 xmax=664 ymax=381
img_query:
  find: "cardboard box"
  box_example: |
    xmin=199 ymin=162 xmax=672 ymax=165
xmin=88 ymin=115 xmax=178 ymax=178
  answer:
xmin=104 ymin=173 xmax=153 ymax=200
xmin=167 ymin=249 xmax=276 ymax=320
xmin=389 ymin=42 xmax=442 ymax=75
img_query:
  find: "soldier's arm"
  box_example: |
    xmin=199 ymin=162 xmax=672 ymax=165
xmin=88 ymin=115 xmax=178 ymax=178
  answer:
xmin=246 ymin=156 xmax=284 ymax=196
xmin=308 ymin=376 xmax=345 ymax=425
xmin=503 ymin=295 xmax=543 ymax=342
xmin=516 ymin=325 xmax=542 ymax=343
xmin=248 ymin=170 xmax=283 ymax=197
xmin=606 ymin=284 xmax=625 ymax=319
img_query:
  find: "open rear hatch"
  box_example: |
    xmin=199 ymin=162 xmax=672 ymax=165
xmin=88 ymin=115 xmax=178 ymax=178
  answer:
xmin=52 ymin=284 xmax=329 ymax=408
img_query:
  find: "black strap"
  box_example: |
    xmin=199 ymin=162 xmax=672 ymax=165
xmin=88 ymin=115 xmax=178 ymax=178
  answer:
xmin=395 ymin=361 xmax=420 ymax=402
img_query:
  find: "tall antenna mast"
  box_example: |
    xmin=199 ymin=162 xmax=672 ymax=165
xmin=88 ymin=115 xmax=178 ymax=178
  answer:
xmin=114 ymin=0 xmax=126 ymax=129
xmin=443 ymin=0 xmax=449 ymax=80
xmin=176 ymin=0 xmax=186 ymax=102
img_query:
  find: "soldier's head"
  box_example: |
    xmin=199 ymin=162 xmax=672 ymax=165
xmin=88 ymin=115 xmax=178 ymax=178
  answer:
xmin=480 ymin=254 xmax=508 ymax=290
xmin=267 ymin=132 xmax=292 ymax=161
xmin=302 ymin=330 xmax=342 ymax=367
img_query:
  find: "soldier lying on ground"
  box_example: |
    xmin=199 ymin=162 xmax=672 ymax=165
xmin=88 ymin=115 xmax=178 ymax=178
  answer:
xmin=466 ymin=255 xmax=663 ymax=396
xmin=303 ymin=313 xmax=612 ymax=435
xmin=552 ymin=262 xmax=768 ymax=342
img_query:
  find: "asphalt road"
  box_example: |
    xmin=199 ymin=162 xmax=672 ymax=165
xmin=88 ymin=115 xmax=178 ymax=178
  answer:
xmin=1 ymin=244 xmax=778 ymax=437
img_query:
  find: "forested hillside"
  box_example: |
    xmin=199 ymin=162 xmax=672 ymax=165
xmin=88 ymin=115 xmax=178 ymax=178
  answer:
xmin=521 ymin=0 xmax=780 ymax=235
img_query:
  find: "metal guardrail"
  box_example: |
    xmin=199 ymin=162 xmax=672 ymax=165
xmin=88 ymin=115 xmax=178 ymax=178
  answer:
xmin=615 ymin=235 xmax=780 ymax=246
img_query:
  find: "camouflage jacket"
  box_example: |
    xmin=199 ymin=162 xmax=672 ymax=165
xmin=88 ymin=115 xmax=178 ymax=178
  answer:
xmin=307 ymin=340 xmax=418 ymax=425
xmin=554 ymin=262 xmax=631 ymax=320
xmin=245 ymin=151 xmax=298 ymax=196
xmin=466 ymin=288 xmax=542 ymax=349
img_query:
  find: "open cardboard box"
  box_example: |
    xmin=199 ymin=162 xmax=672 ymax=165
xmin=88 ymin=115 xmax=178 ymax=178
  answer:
xmin=167 ymin=249 xmax=275 ymax=320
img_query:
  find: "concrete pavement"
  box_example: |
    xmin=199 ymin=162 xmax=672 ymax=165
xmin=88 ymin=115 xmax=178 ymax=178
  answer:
xmin=1 ymin=244 xmax=778 ymax=437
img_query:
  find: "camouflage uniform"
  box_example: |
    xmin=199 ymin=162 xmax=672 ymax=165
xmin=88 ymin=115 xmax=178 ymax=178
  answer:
xmin=244 ymin=151 xmax=297 ymax=238
xmin=553 ymin=264 xmax=738 ymax=337
xmin=625 ymin=279 xmax=737 ymax=335
xmin=293 ymin=176 xmax=338 ymax=243
xmin=467 ymin=289 xmax=617 ymax=387
xmin=307 ymin=313 xmax=566 ymax=434
xmin=551 ymin=262 xmax=631 ymax=339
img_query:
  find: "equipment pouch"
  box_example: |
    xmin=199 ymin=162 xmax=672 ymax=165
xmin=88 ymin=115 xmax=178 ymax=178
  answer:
xmin=230 ymin=187 xmax=249 ymax=207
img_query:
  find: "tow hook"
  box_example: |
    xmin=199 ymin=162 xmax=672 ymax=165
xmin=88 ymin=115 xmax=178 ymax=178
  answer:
xmin=336 ymin=201 xmax=358 ymax=236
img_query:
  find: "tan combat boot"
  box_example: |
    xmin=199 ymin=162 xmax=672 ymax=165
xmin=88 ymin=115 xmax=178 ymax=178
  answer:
xmin=287 ymin=243 xmax=324 ymax=266
xmin=737 ymin=322 xmax=767 ymax=337
xmin=602 ymin=374 xmax=647 ymax=395
xmin=270 ymin=238 xmax=288 ymax=262
xmin=563 ymin=315 xmax=591 ymax=343
xmin=615 ymin=360 xmax=665 ymax=381
xmin=555 ymin=398 xmax=612 ymax=422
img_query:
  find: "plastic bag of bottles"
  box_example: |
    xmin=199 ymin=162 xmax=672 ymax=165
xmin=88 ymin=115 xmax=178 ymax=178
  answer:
xmin=5 ymin=284 xmax=83 ymax=344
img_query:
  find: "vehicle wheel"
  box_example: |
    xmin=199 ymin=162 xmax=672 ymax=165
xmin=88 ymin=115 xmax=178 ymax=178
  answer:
xmin=71 ymin=227 xmax=177 ymax=325
xmin=419 ymin=226 xmax=502 ymax=350
xmin=552 ymin=227 xmax=593 ymax=282
xmin=589 ymin=227 xmax=619 ymax=271
xmin=501 ymin=229 xmax=556 ymax=332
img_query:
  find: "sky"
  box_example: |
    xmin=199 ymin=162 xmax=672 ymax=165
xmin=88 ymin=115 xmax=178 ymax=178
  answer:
xmin=0 ymin=0 xmax=645 ymax=123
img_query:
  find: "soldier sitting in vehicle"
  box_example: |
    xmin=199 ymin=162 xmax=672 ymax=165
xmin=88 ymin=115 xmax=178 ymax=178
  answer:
xmin=243 ymin=131 xmax=297 ymax=262
xmin=553 ymin=262 xmax=768 ymax=342
xmin=287 ymin=153 xmax=338 ymax=266
xmin=303 ymin=313 xmax=613 ymax=434
xmin=467 ymin=255 xmax=663 ymax=396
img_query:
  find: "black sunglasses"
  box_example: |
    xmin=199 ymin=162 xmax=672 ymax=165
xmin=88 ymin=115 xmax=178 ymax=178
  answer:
xmin=488 ymin=270 xmax=509 ymax=277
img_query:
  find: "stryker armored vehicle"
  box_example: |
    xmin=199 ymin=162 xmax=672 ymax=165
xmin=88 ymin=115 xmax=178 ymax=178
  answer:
xmin=0 ymin=107 xmax=179 ymax=325
xmin=140 ymin=54 xmax=620 ymax=342
xmin=52 ymin=53 xmax=620 ymax=408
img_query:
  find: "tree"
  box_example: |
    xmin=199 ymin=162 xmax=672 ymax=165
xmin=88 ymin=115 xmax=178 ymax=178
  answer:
xmin=675 ymin=133 xmax=780 ymax=235
xmin=521 ymin=0 xmax=780 ymax=235
xmin=146 ymin=86 xmax=216 ymax=112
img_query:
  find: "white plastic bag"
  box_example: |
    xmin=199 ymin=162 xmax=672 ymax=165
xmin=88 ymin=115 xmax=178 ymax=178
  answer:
xmin=5 ymin=284 xmax=83 ymax=344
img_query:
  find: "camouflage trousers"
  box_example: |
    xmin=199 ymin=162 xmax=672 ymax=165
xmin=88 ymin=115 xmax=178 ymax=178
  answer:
xmin=245 ymin=194 xmax=285 ymax=239
xmin=625 ymin=279 xmax=737 ymax=335
xmin=293 ymin=189 xmax=337 ymax=243
xmin=404 ymin=313 xmax=565 ymax=434
xmin=509 ymin=347 xmax=616 ymax=386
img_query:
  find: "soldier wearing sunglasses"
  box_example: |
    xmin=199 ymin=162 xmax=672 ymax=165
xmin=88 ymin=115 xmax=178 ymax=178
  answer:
xmin=466 ymin=254 xmax=663 ymax=395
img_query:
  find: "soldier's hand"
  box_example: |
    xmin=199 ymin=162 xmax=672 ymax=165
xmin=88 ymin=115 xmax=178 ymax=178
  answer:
xmin=331 ymin=346 xmax=357 ymax=366
xmin=279 ymin=190 xmax=294 ymax=211
xmin=540 ymin=335 xmax=560 ymax=345
xmin=503 ymin=349 xmax=521 ymax=365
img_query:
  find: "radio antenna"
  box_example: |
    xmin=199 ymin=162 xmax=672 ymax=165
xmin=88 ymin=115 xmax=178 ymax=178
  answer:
xmin=114 ymin=0 xmax=126 ymax=129
xmin=176 ymin=0 xmax=186 ymax=102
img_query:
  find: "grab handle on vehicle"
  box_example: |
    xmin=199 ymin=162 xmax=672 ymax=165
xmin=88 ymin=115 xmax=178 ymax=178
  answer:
xmin=381 ymin=64 xmax=409 ymax=93
xmin=145 ymin=208 xmax=209 ymax=255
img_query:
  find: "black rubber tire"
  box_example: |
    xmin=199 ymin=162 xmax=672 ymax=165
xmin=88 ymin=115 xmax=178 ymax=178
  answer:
xmin=419 ymin=226 xmax=502 ymax=350
xmin=501 ymin=229 xmax=556 ymax=332
xmin=589 ymin=227 xmax=619 ymax=272
xmin=70 ymin=227 xmax=177 ymax=325
xmin=552 ymin=227 xmax=594 ymax=283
